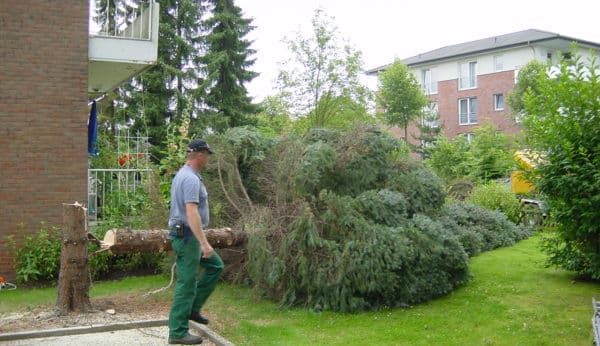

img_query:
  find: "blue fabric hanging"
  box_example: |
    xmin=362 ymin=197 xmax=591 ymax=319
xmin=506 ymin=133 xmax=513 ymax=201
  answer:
xmin=88 ymin=100 xmax=98 ymax=156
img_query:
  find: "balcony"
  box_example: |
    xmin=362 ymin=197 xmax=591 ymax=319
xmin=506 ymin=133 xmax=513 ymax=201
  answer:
xmin=88 ymin=1 xmax=159 ymax=95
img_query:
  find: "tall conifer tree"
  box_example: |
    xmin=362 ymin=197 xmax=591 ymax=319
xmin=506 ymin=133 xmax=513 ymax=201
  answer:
xmin=95 ymin=0 xmax=207 ymax=161
xmin=199 ymin=0 xmax=258 ymax=133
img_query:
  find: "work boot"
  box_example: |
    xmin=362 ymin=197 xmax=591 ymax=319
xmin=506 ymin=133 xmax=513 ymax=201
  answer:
xmin=168 ymin=333 xmax=203 ymax=344
xmin=189 ymin=311 xmax=209 ymax=324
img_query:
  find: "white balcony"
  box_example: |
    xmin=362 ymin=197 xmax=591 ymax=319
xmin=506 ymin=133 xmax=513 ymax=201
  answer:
xmin=88 ymin=1 xmax=159 ymax=94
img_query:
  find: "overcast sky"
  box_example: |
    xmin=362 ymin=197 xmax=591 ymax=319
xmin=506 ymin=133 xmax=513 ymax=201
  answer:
xmin=235 ymin=0 xmax=600 ymax=101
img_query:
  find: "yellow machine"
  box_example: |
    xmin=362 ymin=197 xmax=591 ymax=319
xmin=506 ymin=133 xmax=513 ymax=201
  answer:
xmin=511 ymin=150 xmax=539 ymax=194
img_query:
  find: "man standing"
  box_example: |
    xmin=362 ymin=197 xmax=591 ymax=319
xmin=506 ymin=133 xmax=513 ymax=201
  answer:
xmin=168 ymin=139 xmax=224 ymax=345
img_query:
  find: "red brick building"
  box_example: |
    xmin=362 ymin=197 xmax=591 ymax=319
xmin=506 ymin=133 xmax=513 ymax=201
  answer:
xmin=0 ymin=1 xmax=158 ymax=280
xmin=367 ymin=29 xmax=600 ymax=146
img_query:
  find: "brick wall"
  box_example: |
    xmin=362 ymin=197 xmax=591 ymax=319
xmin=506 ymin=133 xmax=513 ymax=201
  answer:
xmin=438 ymin=70 xmax=521 ymax=139
xmin=0 ymin=1 xmax=89 ymax=280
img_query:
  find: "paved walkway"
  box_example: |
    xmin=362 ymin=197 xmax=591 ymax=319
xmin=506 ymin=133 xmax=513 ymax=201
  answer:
xmin=0 ymin=320 xmax=231 ymax=346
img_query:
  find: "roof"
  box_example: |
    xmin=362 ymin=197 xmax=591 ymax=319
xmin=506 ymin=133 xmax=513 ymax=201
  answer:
xmin=366 ymin=29 xmax=600 ymax=74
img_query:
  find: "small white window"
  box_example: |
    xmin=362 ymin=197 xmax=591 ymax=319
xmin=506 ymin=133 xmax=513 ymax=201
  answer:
xmin=458 ymin=97 xmax=478 ymax=125
xmin=459 ymin=61 xmax=477 ymax=89
xmin=421 ymin=69 xmax=438 ymax=95
xmin=494 ymin=55 xmax=503 ymax=71
xmin=465 ymin=133 xmax=475 ymax=143
xmin=494 ymin=94 xmax=504 ymax=111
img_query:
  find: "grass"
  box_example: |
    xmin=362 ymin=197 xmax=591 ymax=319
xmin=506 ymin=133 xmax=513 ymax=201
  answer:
xmin=0 ymin=235 xmax=598 ymax=345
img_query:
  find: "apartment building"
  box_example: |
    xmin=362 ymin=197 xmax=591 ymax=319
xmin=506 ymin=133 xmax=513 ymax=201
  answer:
xmin=367 ymin=29 xmax=600 ymax=145
xmin=0 ymin=1 xmax=159 ymax=280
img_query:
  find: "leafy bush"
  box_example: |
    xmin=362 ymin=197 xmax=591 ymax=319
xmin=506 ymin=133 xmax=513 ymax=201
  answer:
xmin=389 ymin=162 xmax=446 ymax=216
xmin=425 ymin=124 xmax=515 ymax=183
xmin=5 ymin=224 xmax=61 ymax=284
xmin=436 ymin=202 xmax=532 ymax=255
xmin=466 ymin=181 xmax=521 ymax=223
xmin=519 ymin=51 xmax=600 ymax=279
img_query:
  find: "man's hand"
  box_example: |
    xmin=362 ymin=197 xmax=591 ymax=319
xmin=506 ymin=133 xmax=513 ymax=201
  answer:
xmin=200 ymin=242 xmax=214 ymax=258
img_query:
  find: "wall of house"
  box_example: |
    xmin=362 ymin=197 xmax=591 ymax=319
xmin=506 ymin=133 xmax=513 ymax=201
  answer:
xmin=0 ymin=1 xmax=89 ymax=280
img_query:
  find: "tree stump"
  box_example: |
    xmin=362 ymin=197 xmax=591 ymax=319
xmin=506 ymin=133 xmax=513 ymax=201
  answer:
xmin=56 ymin=202 xmax=91 ymax=314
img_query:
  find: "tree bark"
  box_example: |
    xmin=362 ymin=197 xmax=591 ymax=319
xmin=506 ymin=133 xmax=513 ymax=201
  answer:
xmin=99 ymin=227 xmax=248 ymax=283
xmin=101 ymin=228 xmax=172 ymax=255
xmin=100 ymin=227 xmax=247 ymax=254
xmin=56 ymin=202 xmax=91 ymax=315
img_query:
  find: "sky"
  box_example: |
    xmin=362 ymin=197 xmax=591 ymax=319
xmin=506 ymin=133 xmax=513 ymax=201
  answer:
xmin=235 ymin=0 xmax=600 ymax=102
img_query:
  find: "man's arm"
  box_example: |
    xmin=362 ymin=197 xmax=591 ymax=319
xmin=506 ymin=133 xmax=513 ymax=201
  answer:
xmin=186 ymin=202 xmax=214 ymax=258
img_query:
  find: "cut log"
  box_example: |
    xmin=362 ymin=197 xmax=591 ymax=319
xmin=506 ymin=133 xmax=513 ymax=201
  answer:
xmin=102 ymin=228 xmax=172 ymax=255
xmin=100 ymin=227 xmax=246 ymax=255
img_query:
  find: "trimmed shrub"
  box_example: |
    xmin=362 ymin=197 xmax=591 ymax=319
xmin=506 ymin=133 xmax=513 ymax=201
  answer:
xmin=466 ymin=181 xmax=521 ymax=223
xmin=389 ymin=162 xmax=446 ymax=216
xmin=437 ymin=202 xmax=532 ymax=254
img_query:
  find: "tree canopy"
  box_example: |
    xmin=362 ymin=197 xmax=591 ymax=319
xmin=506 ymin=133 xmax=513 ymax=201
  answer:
xmin=376 ymin=60 xmax=428 ymax=142
xmin=199 ymin=0 xmax=259 ymax=133
xmin=276 ymin=8 xmax=372 ymax=128
xmin=520 ymin=51 xmax=600 ymax=279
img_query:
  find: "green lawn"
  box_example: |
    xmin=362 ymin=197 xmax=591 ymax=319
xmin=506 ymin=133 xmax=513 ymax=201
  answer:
xmin=1 ymin=235 xmax=598 ymax=345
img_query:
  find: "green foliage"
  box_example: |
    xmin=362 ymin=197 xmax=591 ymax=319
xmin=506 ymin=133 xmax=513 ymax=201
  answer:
xmin=436 ymin=202 xmax=532 ymax=257
xmin=200 ymin=0 xmax=259 ymax=132
xmin=191 ymin=126 xmax=279 ymax=226
xmin=468 ymin=124 xmax=515 ymax=180
xmin=507 ymin=59 xmax=546 ymax=115
xmin=520 ymin=49 xmax=600 ymax=278
xmin=466 ymin=181 xmax=521 ymax=223
xmin=354 ymin=189 xmax=407 ymax=227
xmin=425 ymin=135 xmax=472 ymax=182
xmin=245 ymin=125 xmax=476 ymax=312
xmin=255 ymin=96 xmax=293 ymax=138
xmin=4 ymin=224 xmax=61 ymax=284
xmin=414 ymin=103 xmax=442 ymax=159
xmin=425 ymin=124 xmax=515 ymax=183
xmin=388 ymin=162 xmax=446 ymax=216
xmin=276 ymin=9 xmax=372 ymax=127
xmin=376 ymin=60 xmax=428 ymax=142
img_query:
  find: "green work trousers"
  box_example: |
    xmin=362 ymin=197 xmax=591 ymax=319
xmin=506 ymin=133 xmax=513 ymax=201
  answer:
xmin=168 ymin=235 xmax=224 ymax=338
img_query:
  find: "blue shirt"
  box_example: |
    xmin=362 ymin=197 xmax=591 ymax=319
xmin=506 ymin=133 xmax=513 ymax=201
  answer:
xmin=168 ymin=165 xmax=210 ymax=229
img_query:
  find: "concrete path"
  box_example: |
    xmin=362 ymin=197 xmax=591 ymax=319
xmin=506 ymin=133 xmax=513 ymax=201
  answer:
xmin=0 ymin=320 xmax=232 ymax=346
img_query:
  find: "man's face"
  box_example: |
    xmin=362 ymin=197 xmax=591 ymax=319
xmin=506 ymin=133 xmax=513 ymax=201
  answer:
xmin=194 ymin=151 xmax=211 ymax=169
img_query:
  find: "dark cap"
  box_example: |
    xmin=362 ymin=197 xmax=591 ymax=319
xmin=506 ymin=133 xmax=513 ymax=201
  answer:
xmin=187 ymin=139 xmax=215 ymax=154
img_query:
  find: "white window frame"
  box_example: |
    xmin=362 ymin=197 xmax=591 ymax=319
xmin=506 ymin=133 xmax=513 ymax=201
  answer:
xmin=494 ymin=93 xmax=504 ymax=111
xmin=459 ymin=61 xmax=477 ymax=89
xmin=494 ymin=55 xmax=504 ymax=72
xmin=465 ymin=133 xmax=475 ymax=143
xmin=421 ymin=68 xmax=438 ymax=95
xmin=458 ymin=97 xmax=478 ymax=125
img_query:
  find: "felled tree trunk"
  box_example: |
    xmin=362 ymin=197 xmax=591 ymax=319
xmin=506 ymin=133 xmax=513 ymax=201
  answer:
xmin=56 ymin=202 xmax=91 ymax=315
xmin=102 ymin=228 xmax=172 ymax=255
xmin=100 ymin=227 xmax=246 ymax=254
xmin=100 ymin=227 xmax=248 ymax=282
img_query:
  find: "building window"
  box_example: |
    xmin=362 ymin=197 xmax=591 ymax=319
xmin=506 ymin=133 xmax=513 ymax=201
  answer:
xmin=494 ymin=55 xmax=503 ymax=71
xmin=421 ymin=69 xmax=437 ymax=95
xmin=459 ymin=61 xmax=477 ymax=89
xmin=465 ymin=133 xmax=475 ymax=143
xmin=494 ymin=93 xmax=504 ymax=110
xmin=458 ymin=97 xmax=477 ymax=125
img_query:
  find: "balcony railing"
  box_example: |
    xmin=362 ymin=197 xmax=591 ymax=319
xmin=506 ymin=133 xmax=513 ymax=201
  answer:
xmin=88 ymin=0 xmax=159 ymax=93
xmin=91 ymin=0 xmax=156 ymax=40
